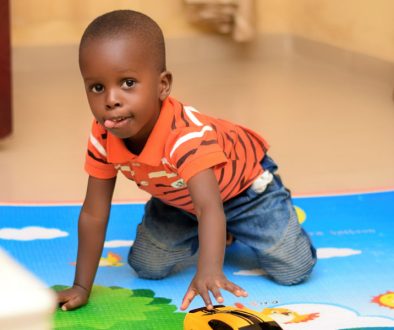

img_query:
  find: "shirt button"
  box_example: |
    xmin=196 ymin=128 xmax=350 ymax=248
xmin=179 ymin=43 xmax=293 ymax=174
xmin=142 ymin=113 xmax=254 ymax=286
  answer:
xmin=140 ymin=181 xmax=149 ymax=186
xmin=132 ymin=162 xmax=141 ymax=167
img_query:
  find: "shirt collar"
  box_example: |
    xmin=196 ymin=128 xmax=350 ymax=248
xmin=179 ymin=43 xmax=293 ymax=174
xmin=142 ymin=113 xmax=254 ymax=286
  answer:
xmin=106 ymin=97 xmax=176 ymax=166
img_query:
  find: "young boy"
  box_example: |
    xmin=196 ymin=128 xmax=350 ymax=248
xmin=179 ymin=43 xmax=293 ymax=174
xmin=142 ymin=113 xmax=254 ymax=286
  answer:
xmin=57 ymin=9 xmax=316 ymax=312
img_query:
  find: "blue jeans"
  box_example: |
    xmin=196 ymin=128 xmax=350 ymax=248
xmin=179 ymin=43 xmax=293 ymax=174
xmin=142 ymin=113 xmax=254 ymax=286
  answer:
xmin=128 ymin=155 xmax=316 ymax=285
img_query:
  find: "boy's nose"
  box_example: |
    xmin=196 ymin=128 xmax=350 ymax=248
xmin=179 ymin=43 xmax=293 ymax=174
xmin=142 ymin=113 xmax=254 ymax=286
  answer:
xmin=105 ymin=90 xmax=122 ymax=110
xmin=106 ymin=101 xmax=121 ymax=110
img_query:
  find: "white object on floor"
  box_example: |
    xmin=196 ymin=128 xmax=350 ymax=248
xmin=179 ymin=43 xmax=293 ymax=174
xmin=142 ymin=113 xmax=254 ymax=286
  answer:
xmin=0 ymin=247 xmax=56 ymax=330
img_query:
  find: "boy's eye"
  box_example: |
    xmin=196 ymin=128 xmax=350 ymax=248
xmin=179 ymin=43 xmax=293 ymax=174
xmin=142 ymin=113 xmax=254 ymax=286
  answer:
xmin=122 ymin=79 xmax=136 ymax=89
xmin=91 ymin=84 xmax=104 ymax=93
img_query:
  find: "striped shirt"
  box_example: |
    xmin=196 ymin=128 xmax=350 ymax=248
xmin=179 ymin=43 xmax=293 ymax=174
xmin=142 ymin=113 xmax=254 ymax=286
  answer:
xmin=85 ymin=96 xmax=269 ymax=214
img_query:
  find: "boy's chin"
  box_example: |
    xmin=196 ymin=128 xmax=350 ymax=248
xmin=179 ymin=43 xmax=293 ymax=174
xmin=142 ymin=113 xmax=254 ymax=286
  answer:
xmin=107 ymin=129 xmax=133 ymax=140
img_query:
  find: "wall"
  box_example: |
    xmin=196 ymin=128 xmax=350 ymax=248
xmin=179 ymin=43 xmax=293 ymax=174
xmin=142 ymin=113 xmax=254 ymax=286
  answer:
xmin=10 ymin=0 xmax=199 ymax=46
xmin=10 ymin=0 xmax=394 ymax=62
xmin=258 ymin=0 xmax=394 ymax=63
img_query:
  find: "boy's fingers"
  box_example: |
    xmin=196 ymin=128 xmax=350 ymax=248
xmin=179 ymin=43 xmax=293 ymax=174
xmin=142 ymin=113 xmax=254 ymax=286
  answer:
xmin=210 ymin=287 xmax=223 ymax=304
xmin=234 ymin=285 xmax=248 ymax=297
xmin=224 ymin=281 xmax=248 ymax=297
xmin=200 ymin=290 xmax=213 ymax=310
xmin=56 ymin=291 xmax=72 ymax=304
xmin=180 ymin=288 xmax=198 ymax=311
xmin=56 ymin=293 xmax=66 ymax=303
xmin=61 ymin=296 xmax=83 ymax=311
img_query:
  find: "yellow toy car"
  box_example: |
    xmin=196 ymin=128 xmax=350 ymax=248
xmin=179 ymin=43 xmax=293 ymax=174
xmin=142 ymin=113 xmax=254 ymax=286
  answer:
xmin=184 ymin=305 xmax=283 ymax=330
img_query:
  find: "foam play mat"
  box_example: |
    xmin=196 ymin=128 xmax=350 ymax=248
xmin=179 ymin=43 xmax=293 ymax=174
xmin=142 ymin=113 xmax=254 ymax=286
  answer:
xmin=1 ymin=190 xmax=393 ymax=329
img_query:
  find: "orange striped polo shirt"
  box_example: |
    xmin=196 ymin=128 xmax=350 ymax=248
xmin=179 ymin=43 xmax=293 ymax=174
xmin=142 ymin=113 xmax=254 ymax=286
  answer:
xmin=85 ymin=96 xmax=269 ymax=214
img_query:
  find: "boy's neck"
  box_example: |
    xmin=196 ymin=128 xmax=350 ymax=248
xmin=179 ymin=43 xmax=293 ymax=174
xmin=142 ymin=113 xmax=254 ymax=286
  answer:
xmin=123 ymin=138 xmax=144 ymax=156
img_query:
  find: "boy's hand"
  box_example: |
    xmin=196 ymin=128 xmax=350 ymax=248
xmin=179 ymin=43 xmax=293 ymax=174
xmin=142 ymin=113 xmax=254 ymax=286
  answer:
xmin=180 ymin=271 xmax=248 ymax=311
xmin=57 ymin=285 xmax=90 ymax=311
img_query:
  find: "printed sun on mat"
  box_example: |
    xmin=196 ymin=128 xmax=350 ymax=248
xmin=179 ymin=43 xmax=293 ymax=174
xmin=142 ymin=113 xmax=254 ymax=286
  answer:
xmin=70 ymin=252 xmax=124 ymax=267
xmin=372 ymin=291 xmax=394 ymax=310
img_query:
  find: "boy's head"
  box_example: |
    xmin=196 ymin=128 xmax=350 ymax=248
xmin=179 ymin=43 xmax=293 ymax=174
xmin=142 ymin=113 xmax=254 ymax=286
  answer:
xmin=79 ymin=10 xmax=172 ymax=146
xmin=80 ymin=10 xmax=166 ymax=72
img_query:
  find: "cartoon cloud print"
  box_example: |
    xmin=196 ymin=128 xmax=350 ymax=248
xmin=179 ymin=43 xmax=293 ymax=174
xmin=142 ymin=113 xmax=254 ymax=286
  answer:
xmin=317 ymin=248 xmax=361 ymax=259
xmin=104 ymin=240 xmax=134 ymax=248
xmin=263 ymin=303 xmax=394 ymax=330
xmin=0 ymin=226 xmax=68 ymax=240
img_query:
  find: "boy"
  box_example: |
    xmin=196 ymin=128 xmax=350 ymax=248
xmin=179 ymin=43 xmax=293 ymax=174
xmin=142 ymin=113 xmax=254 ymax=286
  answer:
xmin=57 ymin=9 xmax=316 ymax=312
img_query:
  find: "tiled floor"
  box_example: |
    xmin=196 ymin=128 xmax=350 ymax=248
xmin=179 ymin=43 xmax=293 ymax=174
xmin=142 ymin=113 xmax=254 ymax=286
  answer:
xmin=1 ymin=35 xmax=393 ymax=202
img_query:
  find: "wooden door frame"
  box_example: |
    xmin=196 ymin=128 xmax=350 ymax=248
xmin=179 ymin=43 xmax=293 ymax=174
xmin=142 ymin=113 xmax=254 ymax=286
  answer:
xmin=0 ymin=0 xmax=12 ymax=139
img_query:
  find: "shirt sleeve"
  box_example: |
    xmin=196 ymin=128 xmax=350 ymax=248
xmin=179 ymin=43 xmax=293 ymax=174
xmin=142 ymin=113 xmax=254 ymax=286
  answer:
xmin=166 ymin=125 xmax=228 ymax=183
xmin=84 ymin=121 xmax=118 ymax=179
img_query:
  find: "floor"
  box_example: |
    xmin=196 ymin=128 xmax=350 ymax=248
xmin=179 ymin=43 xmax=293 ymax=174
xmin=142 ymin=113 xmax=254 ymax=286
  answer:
xmin=1 ymin=34 xmax=393 ymax=203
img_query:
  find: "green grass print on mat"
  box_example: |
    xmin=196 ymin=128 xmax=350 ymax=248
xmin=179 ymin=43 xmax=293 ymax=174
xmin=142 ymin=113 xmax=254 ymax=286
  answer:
xmin=53 ymin=285 xmax=185 ymax=329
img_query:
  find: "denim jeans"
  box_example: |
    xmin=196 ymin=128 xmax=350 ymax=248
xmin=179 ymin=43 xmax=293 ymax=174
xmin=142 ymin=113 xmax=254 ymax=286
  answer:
xmin=128 ymin=155 xmax=317 ymax=285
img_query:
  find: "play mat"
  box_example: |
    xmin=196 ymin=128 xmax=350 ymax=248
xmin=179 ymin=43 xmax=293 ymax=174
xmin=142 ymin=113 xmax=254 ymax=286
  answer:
xmin=1 ymin=190 xmax=393 ymax=329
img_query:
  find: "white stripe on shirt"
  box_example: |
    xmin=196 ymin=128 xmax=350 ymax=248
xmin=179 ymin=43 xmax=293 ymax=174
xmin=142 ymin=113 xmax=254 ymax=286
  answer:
xmin=170 ymin=125 xmax=213 ymax=158
xmin=90 ymin=133 xmax=107 ymax=157
xmin=184 ymin=106 xmax=203 ymax=126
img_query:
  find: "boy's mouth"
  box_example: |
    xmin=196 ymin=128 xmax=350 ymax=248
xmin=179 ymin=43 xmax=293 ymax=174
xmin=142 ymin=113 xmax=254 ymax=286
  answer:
xmin=104 ymin=116 xmax=131 ymax=129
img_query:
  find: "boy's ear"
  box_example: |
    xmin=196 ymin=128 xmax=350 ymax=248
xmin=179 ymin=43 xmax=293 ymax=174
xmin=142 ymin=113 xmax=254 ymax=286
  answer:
xmin=159 ymin=71 xmax=173 ymax=101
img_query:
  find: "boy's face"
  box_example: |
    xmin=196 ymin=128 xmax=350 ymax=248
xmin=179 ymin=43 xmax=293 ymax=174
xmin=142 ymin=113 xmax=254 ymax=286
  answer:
xmin=79 ymin=36 xmax=172 ymax=144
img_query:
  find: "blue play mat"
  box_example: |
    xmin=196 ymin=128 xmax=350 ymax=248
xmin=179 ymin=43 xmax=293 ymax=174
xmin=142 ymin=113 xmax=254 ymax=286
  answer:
xmin=1 ymin=190 xmax=393 ymax=329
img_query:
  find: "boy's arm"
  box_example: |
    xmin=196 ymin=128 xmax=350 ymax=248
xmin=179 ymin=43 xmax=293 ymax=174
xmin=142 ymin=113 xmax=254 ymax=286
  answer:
xmin=57 ymin=175 xmax=116 ymax=311
xmin=180 ymin=168 xmax=247 ymax=311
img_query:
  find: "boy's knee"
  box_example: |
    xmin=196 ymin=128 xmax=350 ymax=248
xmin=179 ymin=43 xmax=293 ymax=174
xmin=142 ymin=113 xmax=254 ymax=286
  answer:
xmin=260 ymin=241 xmax=317 ymax=286
xmin=131 ymin=265 xmax=170 ymax=280
xmin=271 ymin=268 xmax=313 ymax=286
xmin=128 ymin=251 xmax=172 ymax=279
xmin=262 ymin=213 xmax=317 ymax=285
xmin=267 ymin=247 xmax=317 ymax=285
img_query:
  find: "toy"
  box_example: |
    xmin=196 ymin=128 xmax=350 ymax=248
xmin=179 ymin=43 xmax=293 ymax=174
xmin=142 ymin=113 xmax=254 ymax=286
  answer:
xmin=184 ymin=304 xmax=283 ymax=329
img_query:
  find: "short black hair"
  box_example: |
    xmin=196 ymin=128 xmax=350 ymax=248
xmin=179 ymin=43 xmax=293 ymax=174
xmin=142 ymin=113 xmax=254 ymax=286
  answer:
xmin=79 ymin=10 xmax=166 ymax=71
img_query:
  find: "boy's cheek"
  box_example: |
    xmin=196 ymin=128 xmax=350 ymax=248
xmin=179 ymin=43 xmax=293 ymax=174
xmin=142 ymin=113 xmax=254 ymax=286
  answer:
xmin=88 ymin=102 xmax=101 ymax=116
